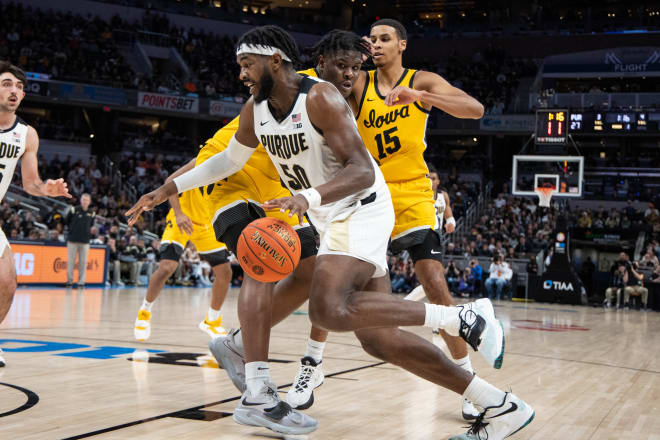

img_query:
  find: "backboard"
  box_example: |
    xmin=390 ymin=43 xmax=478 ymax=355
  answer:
xmin=512 ymin=155 xmax=584 ymax=197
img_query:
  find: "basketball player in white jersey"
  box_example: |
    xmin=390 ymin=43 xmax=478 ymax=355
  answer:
xmin=126 ymin=27 xmax=532 ymax=439
xmin=0 ymin=62 xmax=71 ymax=367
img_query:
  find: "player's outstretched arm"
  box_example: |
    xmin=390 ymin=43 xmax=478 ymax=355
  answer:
xmin=126 ymin=101 xmax=258 ymax=225
xmin=165 ymin=157 xmax=196 ymax=235
xmin=21 ymin=126 xmax=72 ymax=198
xmin=384 ymin=71 xmax=484 ymax=119
xmin=442 ymin=191 xmax=456 ymax=233
xmin=263 ymin=82 xmax=375 ymax=219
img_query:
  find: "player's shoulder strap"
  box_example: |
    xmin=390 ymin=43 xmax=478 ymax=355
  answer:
xmin=407 ymin=69 xmax=430 ymax=114
xmin=298 ymin=68 xmax=319 ymax=79
xmin=355 ymin=70 xmax=374 ymax=119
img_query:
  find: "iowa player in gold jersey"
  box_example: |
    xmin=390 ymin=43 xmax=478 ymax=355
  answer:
xmin=350 ymin=18 xmax=487 ymax=421
xmin=133 ymin=166 xmax=233 ymax=341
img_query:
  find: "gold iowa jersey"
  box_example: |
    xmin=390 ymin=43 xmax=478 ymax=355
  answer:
xmin=176 ymin=188 xmax=209 ymax=225
xmin=356 ymin=69 xmax=430 ymax=183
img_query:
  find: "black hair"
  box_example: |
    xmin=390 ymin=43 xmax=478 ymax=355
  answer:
xmin=427 ymin=163 xmax=438 ymax=175
xmin=236 ymin=25 xmax=302 ymax=67
xmin=370 ymin=18 xmax=407 ymax=40
xmin=310 ymin=30 xmax=371 ymax=62
xmin=0 ymin=61 xmax=26 ymax=86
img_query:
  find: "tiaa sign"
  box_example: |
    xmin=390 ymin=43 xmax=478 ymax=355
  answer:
xmin=543 ymin=280 xmax=574 ymax=291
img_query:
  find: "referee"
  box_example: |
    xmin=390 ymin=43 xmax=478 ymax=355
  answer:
xmin=66 ymin=193 xmax=95 ymax=288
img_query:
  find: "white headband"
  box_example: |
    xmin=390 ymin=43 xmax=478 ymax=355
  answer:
xmin=236 ymin=44 xmax=292 ymax=62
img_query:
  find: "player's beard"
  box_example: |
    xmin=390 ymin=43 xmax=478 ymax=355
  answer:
xmin=255 ymin=70 xmax=274 ymax=103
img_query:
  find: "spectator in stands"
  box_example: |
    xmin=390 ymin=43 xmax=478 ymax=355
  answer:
xmin=468 ymin=258 xmax=483 ymax=293
xmin=445 ymin=260 xmax=461 ymax=293
xmin=107 ymin=237 xmax=124 ymax=287
xmin=645 ymin=203 xmax=659 ymax=219
xmin=516 ymin=235 xmax=532 ymax=254
xmin=526 ymin=255 xmax=538 ymax=275
xmin=485 ymin=254 xmax=512 ymax=300
xmin=641 ymin=250 xmax=659 ymax=269
xmin=624 ymin=262 xmax=648 ymax=310
xmin=651 ymin=264 xmax=660 ymax=283
xmin=65 ymin=193 xmax=95 ymax=288
xmin=577 ymin=211 xmax=592 ymax=228
xmin=457 ymin=266 xmax=475 ymax=297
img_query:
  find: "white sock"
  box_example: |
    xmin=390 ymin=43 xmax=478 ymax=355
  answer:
xmin=424 ymin=303 xmax=460 ymax=336
xmin=141 ymin=299 xmax=153 ymax=312
xmin=463 ymin=375 xmax=506 ymax=409
xmin=454 ymin=355 xmax=474 ymax=375
xmin=245 ymin=361 xmax=270 ymax=397
xmin=305 ymin=338 xmax=326 ymax=364
xmin=207 ymin=307 xmax=221 ymax=322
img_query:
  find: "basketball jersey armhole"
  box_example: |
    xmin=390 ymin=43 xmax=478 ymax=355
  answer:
xmin=409 ymin=71 xmax=431 ymax=114
xmin=355 ymin=71 xmax=370 ymax=119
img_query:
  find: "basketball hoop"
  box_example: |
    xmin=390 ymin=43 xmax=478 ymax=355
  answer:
xmin=535 ymin=186 xmax=555 ymax=207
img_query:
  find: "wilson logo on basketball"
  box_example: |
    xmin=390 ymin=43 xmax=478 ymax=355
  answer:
xmin=250 ymin=231 xmax=287 ymax=267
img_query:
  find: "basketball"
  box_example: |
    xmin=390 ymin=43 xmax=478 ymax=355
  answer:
xmin=236 ymin=218 xmax=301 ymax=282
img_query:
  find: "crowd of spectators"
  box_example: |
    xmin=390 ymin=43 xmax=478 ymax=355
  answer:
xmin=1 ymin=2 xmax=133 ymax=88
xmin=413 ymin=45 xmax=538 ymax=114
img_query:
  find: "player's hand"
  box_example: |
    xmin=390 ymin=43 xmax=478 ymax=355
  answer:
xmin=44 ymin=179 xmax=72 ymax=198
xmin=384 ymin=86 xmax=423 ymax=107
xmin=361 ymin=36 xmax=374 ymax=62
xmin=261 ymin=195 xmax=308 ymax=226
xmin=125 ymin=188 xmax=168 ymax=226
xmin=444 ymin=222 xmax=455 ymax=234
xmin=175 ymin=211 xmax=194 ymax=236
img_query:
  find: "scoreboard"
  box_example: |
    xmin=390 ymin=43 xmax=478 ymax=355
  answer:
xmin=536 ymin=110 xmax=660 ymax=143
xmin=535 ymin=110 xmax=567 ymax=144
xmin=569 ymin=111 xmax=660 ymax=133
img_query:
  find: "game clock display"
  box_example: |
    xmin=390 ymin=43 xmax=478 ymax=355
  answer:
xmin=535 ymin=110 xmax=568 ymax=145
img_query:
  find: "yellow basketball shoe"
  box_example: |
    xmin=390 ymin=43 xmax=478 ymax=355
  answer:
xmin=199 ymin=315 xmax=227 ymax=339
xmin=134 ymin=309 xmax=152 ymax=341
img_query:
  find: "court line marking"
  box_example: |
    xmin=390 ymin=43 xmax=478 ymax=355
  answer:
xmin=0 ymin=382 xmax=40 ymax=417
xmin=506 ymin=351 xmax=660 ymax=375
xmin=60 ymin=361 xmax=385 ymax=439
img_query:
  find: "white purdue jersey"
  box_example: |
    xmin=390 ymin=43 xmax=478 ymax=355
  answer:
xmin=0 ymin=118 xmax=28 ymax=202
xmin=434 ymin=191 xmax=446 ymax=230
xmin=254 ymin=76 xmax=387 ymax=227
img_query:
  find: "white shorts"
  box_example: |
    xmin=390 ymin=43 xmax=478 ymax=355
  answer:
xmin=315 ymin=186 xmax=394 ymax=278
xmin=0 ymin=228 xmax=9 ymax=256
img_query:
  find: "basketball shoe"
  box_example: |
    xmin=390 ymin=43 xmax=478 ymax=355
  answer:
xmin=198 ymin=314 xmax=227 ymax=339
xmin=134 ymin=309 xmax=152 ymax=341
xmin=463 ymin=399 xmax=480 ymax=420
xmin=233 ymin=381 xmax=318 ymax=435
xmin=457 ymin=299 xmax=505 ymax=369
xmin=209 ymin=328 xmax=246 ymax=392
xmin=0 ymin=348 xmax=5 ymax=367
xmin=449 ymin=392 xmax=534 ymax=440
xmin=286 ymin=356 xmax=324 ymax=410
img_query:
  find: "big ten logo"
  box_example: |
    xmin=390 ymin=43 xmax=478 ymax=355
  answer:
xmin=52 ymin=257 xmax=100 ymax=273
xmin=13 ymin=252 xmax=34 ymax=276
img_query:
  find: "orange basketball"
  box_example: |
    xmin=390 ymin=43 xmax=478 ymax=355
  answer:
xmin=236 ymin=218 xmax=302 ymax=283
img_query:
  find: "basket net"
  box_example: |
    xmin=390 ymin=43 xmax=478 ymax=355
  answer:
xmin=535 ymin=186 xmax=555 ymax=207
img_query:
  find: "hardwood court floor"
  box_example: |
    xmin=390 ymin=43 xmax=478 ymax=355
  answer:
xmin=1 ymin=286 xmax=660 ymax=439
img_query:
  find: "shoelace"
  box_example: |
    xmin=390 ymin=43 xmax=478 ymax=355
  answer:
xmin=465 ymin=412 xmax=488 ymax=438
xmin=293 ymin=364 xmax=315 ymax=392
